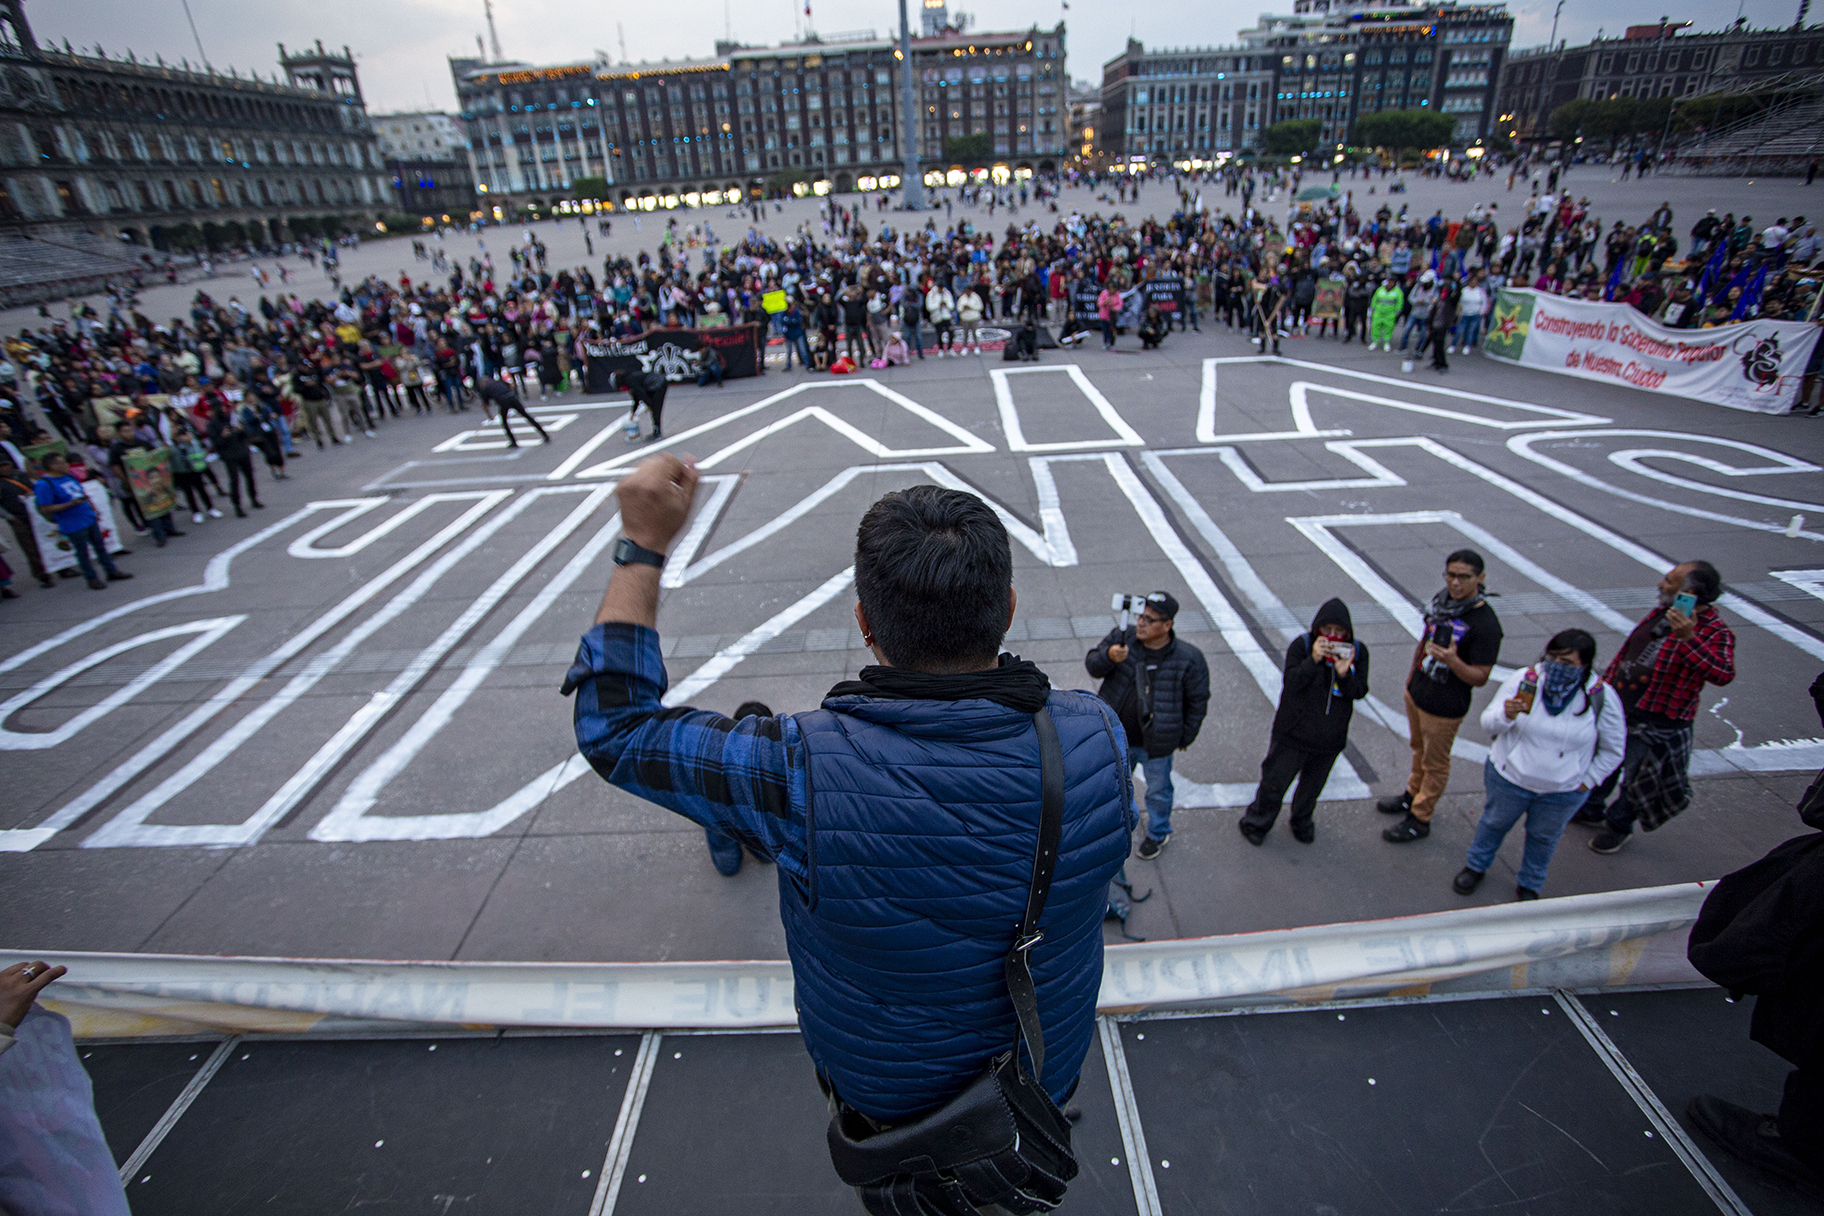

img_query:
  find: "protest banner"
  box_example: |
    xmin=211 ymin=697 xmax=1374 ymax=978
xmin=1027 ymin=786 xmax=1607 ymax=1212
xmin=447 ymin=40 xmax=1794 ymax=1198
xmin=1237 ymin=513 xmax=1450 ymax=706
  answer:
xmin=1313 ymin=275 xmax=1346 ymax=321
xmin=579 ymin=324 xmax=763 ymax=392
xmin=29 ymin=478 xmax=124 ymax=574
xmin=1483 ymin=287 xmax=1822 ymax=414
xmin=1141 ymin=273 xmax=1183 ymax=313
xmin=123 ymin=448 xmax=176 ymax=520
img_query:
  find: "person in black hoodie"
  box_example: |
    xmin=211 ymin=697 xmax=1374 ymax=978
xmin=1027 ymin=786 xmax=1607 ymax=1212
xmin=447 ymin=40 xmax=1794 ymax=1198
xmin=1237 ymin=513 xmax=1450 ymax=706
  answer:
xmin=1239 ymin=599 xmax=1370 ymax=845
xmin=1684 ymin=671 xmax=1824 ymax=1200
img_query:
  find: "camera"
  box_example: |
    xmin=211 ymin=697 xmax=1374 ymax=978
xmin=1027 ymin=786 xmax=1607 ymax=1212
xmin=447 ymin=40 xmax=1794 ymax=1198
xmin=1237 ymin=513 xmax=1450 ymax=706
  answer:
xmin=1324 ymin=641 xmax=1355 ymax=664
xmin=1112 ymin=593 xmax=1149 ymax=614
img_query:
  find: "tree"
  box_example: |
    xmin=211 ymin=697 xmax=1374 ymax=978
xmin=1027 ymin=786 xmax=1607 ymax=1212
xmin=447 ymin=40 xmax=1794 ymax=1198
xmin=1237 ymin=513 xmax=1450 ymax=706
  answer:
xmin=945 ymin=133 xmax=993 ymax=164
xmin=1262 ymin=118 xmax=1322 ymax=156
xmin=1353 ymin=109 xmax=1456 ymax=160
xmin=569 ymin=175 xmax=610 ymax=201
xmin=1548 ymin=98 xmax=1593 ymax=142
xmin=1583 ymin=97 xmax=1638 ymax=151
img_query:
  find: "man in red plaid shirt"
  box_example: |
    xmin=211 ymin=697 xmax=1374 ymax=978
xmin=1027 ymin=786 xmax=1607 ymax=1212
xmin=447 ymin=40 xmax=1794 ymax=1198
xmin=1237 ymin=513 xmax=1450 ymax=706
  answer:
xmin=1576 ymin=561 xmax=1736 ymax=853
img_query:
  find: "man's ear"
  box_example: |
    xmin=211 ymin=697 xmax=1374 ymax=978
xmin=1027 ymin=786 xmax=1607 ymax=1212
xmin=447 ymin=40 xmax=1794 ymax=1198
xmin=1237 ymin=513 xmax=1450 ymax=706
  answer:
xmin=1006 ymin=586 xmax=1018 ymax=630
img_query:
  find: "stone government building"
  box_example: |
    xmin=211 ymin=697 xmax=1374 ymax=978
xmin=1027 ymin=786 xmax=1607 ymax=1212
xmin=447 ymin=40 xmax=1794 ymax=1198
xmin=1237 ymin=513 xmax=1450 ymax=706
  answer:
xmin=451 ymin=6 xmax=1069 ymax=212
xmin=0 ymin=0 xmax=385 ymax=258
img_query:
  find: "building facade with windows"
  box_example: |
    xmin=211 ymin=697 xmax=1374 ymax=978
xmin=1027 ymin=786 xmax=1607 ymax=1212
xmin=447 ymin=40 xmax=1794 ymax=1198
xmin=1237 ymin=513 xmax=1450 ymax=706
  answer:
xmin=373 ymin=110 xmax=476 ymax=217
xmin=1245 ymin=0 xmax=1512 ymax=146
xmin=1097 ymin=2 xmax=1510 ymax=167
xmin=0 ymin=1 xmax=385 ymax=249
xmin=448 ymin=25 xmax=1068 ymax=209
xmin=1495 ymin=22 xmax=1824 ymax=142
xmin=1098 ymin=40 xmax=1275 ymax=162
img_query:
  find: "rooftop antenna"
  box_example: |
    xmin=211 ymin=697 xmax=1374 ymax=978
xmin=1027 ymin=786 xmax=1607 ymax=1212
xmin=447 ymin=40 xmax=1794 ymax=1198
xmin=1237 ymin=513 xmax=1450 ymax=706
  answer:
xmin=476 ymin=33 xmax=485 ymax=59
xmin=179 ymin=0 xmax=210 ymax=68
xmin=484 ymin=0 xmax=504 ymax=61
xmin=618 ymin=22 xmax=628 ymax=62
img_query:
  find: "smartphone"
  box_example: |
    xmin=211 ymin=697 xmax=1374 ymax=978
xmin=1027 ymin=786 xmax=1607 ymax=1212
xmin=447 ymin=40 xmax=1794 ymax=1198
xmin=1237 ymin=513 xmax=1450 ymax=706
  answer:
xmin=1328 ymin=642 xmax=1355 ymax=662
xmin=1517 ymin=669 xmax=1538 ymax=711
xmin=1672 ymin=591 xmax=1698 ymax=618
xmin=1431 ymin=622 xmax=1453 ymax=647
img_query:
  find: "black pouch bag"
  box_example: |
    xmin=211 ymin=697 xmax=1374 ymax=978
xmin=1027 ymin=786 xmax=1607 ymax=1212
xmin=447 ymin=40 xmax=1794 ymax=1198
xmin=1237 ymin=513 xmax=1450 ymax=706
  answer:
xmin=825 ymin=708 xmax=1080 ymax=1216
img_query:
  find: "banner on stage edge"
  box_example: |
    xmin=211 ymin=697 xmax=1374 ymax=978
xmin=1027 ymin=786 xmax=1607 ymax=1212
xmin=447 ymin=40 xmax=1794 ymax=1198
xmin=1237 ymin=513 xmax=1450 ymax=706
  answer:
xmin=6 ymin=882 xmax=1710 ymax=1039
xmin=1482 ymin=287 xmax=1820 ymax=414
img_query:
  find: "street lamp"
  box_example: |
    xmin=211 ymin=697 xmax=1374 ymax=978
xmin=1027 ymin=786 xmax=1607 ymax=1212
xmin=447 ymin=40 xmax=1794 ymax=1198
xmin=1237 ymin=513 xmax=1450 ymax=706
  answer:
xmin=1536 ymin=0 xmax=1565 ymax=146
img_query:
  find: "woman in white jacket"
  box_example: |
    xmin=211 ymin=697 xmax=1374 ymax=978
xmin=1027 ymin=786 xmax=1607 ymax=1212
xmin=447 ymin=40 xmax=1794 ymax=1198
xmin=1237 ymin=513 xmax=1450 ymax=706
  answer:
xmin=925 ymin=281 xmax=957 ymax=356
xmin=1455 ymin=628 xmax=1626 ymax=901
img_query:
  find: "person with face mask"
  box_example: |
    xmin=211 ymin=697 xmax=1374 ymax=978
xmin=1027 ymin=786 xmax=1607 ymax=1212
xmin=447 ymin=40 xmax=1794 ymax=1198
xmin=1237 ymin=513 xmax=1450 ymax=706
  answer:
xmin=1575 ymin=561 xmax=1736 ymax=854
xmin=1453 ymin=629 xmax=1626 ymax=900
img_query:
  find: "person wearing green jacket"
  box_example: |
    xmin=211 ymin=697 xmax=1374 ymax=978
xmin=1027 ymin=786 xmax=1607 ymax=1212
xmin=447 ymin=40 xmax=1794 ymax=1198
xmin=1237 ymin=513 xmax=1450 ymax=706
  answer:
xmin=1368 ymin=276 xmax=1405 ymax=351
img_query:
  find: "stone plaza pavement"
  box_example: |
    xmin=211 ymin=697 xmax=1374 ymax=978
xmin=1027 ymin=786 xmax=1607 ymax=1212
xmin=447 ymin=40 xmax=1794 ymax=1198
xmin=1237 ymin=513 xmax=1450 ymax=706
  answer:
xmin=4 ymin=311 xmax=1822 ymax=963
xmin=7 ymin=164 xmax=1817 ymax=335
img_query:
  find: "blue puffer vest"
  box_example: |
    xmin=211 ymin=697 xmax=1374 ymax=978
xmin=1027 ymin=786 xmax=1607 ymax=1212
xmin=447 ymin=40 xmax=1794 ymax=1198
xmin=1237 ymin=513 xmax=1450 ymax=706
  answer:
xmin=783 ymin=688 xmax=1134 ymax=1122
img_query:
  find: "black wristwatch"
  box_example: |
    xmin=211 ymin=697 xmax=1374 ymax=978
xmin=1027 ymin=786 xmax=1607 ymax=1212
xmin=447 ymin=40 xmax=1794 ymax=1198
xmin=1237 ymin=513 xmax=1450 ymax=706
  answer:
xmin=612 ymin=537 xmax=666 ymax=569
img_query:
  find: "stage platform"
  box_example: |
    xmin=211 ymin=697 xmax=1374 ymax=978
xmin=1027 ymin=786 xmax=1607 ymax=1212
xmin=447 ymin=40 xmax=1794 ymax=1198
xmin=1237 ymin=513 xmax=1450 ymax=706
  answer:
xmin=75 ymin=984 xmax=1813 ymax=1215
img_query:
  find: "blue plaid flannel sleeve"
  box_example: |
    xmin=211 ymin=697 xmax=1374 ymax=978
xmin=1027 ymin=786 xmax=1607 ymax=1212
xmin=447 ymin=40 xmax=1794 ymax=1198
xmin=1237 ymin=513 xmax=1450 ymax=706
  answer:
xmin=563 ymin=622 xmax=809 ymax=878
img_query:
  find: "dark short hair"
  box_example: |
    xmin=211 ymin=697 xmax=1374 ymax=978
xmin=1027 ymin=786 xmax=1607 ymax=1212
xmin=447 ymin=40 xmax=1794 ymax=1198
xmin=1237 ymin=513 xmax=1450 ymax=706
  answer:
xmin=855 ymin=485 xmax=1011 ymax=672
xmin=1545 ymin=627 xmax=1597 ymax=669
xmin=1682 ymin=560 xmax=1722 ymax=605
xmin=1445 ymin=548 xmax=1485 ymax=575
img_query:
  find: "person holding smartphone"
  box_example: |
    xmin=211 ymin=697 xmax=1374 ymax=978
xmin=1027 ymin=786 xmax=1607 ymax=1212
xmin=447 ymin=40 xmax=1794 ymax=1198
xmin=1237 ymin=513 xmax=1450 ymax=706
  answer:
xmin=1576 ymin=561 xmax=1736 ymax=854
xmin=1455 ymin=629 xmax=1626 ymax=900
xmin=1239 ymin=598 xmax=1370 ymax=845
xmin=1380 ymin=550 xmax=1503 ymax=843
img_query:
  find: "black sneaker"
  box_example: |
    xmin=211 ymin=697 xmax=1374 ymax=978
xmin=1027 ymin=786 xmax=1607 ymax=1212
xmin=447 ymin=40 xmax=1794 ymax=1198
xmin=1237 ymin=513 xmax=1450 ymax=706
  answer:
xmin=86 ymin=577 xmax=105 ymax=590
xmin=1237 ymin=818 xmax=1265 ymax=847
xmin=1589 ymin=831 xmax=1630 ymax=854
xmin=1383 ymin=813 xmax=1430 ymax=843
xmin=1515 ymin=886 xmax=1540 ymax=901
xmin=1453 ymin=867 xmax=1485 ymax=895
xmin=1570 ymin=807 xmax=1607 ymax=827
xmin=1291 ymin=822 xmax=1315 ymax=844
xmin=1136 ymin=835 xmax=1167 ymax=861
xmin=1688 ymin=1095 xmax=1824 ymax=1201
xmin=1376 ymin=791 xmax=1413 ymax=815
xmin=106 ymin=569 xmax=134 ymax=581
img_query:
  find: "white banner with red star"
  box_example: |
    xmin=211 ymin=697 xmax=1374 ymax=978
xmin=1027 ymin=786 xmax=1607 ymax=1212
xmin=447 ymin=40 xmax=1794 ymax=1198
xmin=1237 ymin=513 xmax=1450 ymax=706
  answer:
xmin=1482 ymin=287 xmax=1820 ymax=414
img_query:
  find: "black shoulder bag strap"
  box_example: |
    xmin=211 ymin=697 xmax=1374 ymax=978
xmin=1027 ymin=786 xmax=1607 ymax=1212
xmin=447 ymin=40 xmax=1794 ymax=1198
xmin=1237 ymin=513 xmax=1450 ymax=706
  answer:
xmin=1005 ymin=707 xmax=1065 ymax=1082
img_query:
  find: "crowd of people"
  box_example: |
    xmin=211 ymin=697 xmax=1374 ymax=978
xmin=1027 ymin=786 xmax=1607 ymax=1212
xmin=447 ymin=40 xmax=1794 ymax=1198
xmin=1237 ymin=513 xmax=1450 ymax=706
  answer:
xmin=3 ymin=164 xmax=1821 ymax=598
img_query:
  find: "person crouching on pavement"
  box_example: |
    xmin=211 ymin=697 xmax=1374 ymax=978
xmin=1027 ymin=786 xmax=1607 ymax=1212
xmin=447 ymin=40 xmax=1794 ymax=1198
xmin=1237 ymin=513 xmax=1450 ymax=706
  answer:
xmin=1239 ymin=598 xmax=1369 ymax=846
xmin=1086 ymin=591 xmax=1210 ymax=860
xmin=1454 ymin=628 xmax=1625 ymax=901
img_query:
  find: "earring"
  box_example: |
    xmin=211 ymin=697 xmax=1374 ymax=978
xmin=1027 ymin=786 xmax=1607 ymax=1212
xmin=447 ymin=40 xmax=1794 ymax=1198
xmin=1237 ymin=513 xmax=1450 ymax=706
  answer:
xmin=862 ymin=633 xmax=874 ymax=647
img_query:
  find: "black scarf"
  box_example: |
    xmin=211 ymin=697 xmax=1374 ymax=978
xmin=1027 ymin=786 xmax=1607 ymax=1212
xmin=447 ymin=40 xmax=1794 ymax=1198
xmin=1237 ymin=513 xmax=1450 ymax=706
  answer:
xmin=826 ymin=653 xmax=1051 ymax=713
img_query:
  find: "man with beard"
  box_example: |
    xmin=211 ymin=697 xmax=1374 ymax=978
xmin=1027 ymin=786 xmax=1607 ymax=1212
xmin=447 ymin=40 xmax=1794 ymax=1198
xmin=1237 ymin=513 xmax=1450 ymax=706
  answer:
xmin=1576 ymin=561 xmax=1736 ymax=853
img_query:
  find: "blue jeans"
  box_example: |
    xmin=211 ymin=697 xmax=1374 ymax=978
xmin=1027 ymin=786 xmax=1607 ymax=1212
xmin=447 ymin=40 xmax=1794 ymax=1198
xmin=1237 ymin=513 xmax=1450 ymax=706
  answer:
xmin=1399 ymin=314 xmax=1429 ymax=349
xmin=784 ymin=333 xmax=811 ymax=370
xmin=1454 ymin=314 xmax=1484 ymax=349
xmin=66 ymin=521 xmax=119 ymax=581
xmin=1134 ymin=754 xmax=1175 ymax=839
xmin=1465 ymin=761 xmax=1586 ymax=893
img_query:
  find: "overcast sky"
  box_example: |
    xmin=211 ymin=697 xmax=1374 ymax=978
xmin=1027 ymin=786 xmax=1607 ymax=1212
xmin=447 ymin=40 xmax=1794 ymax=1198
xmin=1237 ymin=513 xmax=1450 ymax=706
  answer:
xmin=29 ymin=0 xmax=1813 ymax=114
